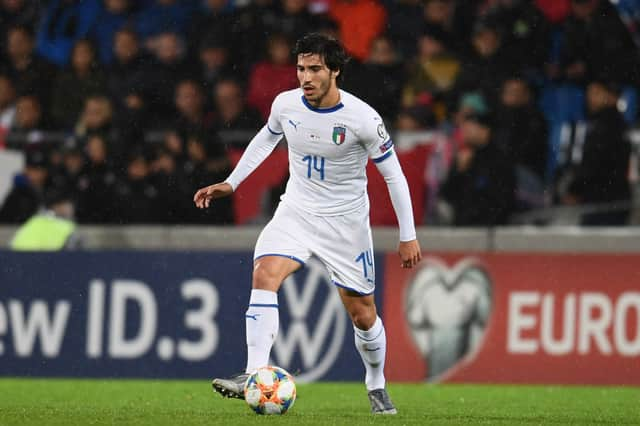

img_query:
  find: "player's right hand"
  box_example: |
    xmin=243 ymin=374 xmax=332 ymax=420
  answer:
xmin=193 ymin=182 xmax=233 ymax=209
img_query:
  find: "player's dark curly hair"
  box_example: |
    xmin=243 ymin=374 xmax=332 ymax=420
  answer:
xmin=293 ymin=33 xmax=349 ymax=84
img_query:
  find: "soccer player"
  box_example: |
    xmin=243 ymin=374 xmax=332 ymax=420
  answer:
xmin=193 ymin=33 xmax=421 ymax=415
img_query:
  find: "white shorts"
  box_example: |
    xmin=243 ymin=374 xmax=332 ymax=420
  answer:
xmin=254 ymin=201 xmax=375 ymax=295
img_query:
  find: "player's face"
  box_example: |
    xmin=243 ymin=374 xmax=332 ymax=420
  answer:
xmin=297 ymin=53 xmax=339 ymax=107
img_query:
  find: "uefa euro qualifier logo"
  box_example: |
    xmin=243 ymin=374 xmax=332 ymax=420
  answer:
xmin=404 ymin=258 xmax=493 ymax=381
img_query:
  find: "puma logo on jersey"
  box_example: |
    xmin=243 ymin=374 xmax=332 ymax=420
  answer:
xmin=288 ymin=119 xmax=301 ymax=130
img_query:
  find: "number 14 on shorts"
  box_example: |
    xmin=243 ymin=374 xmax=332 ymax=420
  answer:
xmin=355 ymin=249 xmax=374 ymax=283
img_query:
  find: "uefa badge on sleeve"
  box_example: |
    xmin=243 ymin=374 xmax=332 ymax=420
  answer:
xmin=332 ymin=126 xmax=346 ymax=145
xmin=377 ymin=123 xmax=387 ymax=140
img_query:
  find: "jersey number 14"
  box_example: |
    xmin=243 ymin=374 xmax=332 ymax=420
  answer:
xmin=302 ymin=155 xmax=325 ymax=180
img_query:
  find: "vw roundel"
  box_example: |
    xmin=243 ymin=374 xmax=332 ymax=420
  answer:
xmin=332 ymin=126 xmax=346 ymax=145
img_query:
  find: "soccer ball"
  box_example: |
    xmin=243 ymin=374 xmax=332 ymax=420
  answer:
xmin=244 ymin=366 xmax=297 ymax=415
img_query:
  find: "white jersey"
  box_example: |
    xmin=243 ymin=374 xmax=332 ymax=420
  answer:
xmin=267 ymin=89 xmax=394 ymax=216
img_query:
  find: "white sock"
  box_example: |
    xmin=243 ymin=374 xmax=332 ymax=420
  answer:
xmin=245 ymin=289 xmax=279 ymax=374
xmin=354 ymin=316 xmax=387 ymax=391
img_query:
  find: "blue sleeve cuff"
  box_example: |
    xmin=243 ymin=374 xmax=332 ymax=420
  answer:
xmin=372 ymin=150 xmax=393 ymax=163
xmin=267 ymin=125 xmax=283 ymax=135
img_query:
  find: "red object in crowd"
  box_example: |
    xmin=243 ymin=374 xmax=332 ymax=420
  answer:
xmin=535 ymin=0 xmax=571 ymax=23
xmin=367 ymin=145 xmax=431 ymax=226
xmin=328 ymin=0 xmax=387 ymax=61
xmin=228 ymin=147 xmax=289 ymax=224
xmin=247 ymin=62 xmax=299 ymax=121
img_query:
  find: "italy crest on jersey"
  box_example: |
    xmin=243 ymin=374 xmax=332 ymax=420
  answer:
xmin=332 ymin=126 xmax=346 ymax=145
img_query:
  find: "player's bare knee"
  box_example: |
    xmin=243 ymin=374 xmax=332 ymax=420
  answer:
xmin=252 ymin=266 xmax=281 ymax=291
xmin=349 ymin=308 xmax=377 ymax=330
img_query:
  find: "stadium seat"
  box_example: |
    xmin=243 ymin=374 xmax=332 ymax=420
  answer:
xmin=540 ymin=84 xmax=585 ymax=124
xmin=228 ymin=148 xmax=289 ymax=224
xmin=366 ymin=145 xmax=431 ymax=226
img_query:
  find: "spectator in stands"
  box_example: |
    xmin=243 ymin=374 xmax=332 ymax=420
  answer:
xmin=314 ymin=14 xmax=340 ymax=40
xmin=230 ymin=0 xmax=279 ymax=71
xmin=403 ymin=25 xmax=460 ymax=119
xmin=113 ymin=149 xmax=161 ymax=223
xmin=113 ymin=86 xmax=149 ymax=151
xmin=7 ymin=94 xmax=48 ymax=149
xmin=12 ymin=94 xmax=41 ymax=131
xmin=454 ymin=20 xmax=511 ymax=110
xmin=149 ymin=146 xmax=188 ymax=223
xmin=74 ymin=95 xmax=127 ymax=164
xmin=182 ymin=133 xmax=233 ymax=224
xmin=328 ymin=0 xmax=386 ymax=61
xmin=75 ymin=133 xmax=118 ymax=223
xmin=0 ymin=0 xmax=41 ymax=48
xmin=344 ymin=35 xmax=404 ymax=123
xmin=162 ymin=129 xmax=187 ymax=164
xmin=448 ymin=92 xmax=489 ymax=169
xmin=0 ymin=73 xmax=16 ymax=147
xmin=135 ymin=0 xmax=196 ymax=45
xmin=3 ymin=25 xmax=55 ymax=107
xmin=440 ymin=112 xmax=516 ymax=226
xmin=146 ymin=31 xmax=193 ymax=124
xmin=51 ymin=39 xmax=106 ymax=128
xmin=188 ymin=0 xmax=234 ymax=56
xmin=559 ymin=0 xmax=639 ymax=85
xmin=91 ymin=0 xmax=132 ymax=64
xmin=484 ymin=0 xmax=551 ymax=76
xmin=197 ymin=33 xmax=234 ymax=102
xmin=0 ymin=147 xmax=48 ymax=223
xmin=51 ymin=140 xmax=85 ymax=196
xmin=213 ymin=78 xmax=262 ymax=136
xmin=396 ymin=105 xmax=437 ymax=131
xmin=107 ymin=28 xmax=151 ymax=112
xmin=452 ymin=91 xmax=488 ymax=128
xmin=35 ymin=0 xmax=101 ymax=66
xmin=247 ymin=33 xmax=298 ymax=121
xmin=107 ymin=29 xmax=151 ymax=152
xmin=74 ymin=95 xmax=114 ymax=139
xmin=564 ymin=80 xmax=631 ymax=225
xmin=274 ymin=0 xmax=319 ymax=50
xmin=494 ymin=76 xmax=548 ymax=184
xmin=386 ymin=0 xmax=427 ymax=60
xmin=422 ymin=0 xmax=464 ymax=53
xmin=173 ymin=79 xmax=214 ymax=142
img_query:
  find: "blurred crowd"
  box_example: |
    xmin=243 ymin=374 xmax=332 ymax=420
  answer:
xmin=0 ymin=0 xmax=638 ymax=226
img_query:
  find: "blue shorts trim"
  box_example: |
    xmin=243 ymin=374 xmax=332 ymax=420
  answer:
xmin=372 ymin=150 xmax=393 ymax=163
xmin=248 ymin=303 xmax=279 ymax=308
xmin=332 ymin=280 xmax=374 ymax=296
xmin=254 ymin=253 xmax=306 ymax=266
xmin=267 ymin=125 xmax=283 ymax=135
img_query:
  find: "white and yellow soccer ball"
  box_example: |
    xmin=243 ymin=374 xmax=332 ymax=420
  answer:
xmin=244 ymin=366 xmax=297 ymax=415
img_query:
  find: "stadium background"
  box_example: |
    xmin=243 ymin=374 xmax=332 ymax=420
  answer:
xmin=0 ymin=0 xmax=639 ymax=423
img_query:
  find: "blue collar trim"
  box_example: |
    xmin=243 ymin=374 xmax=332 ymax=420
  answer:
xmin=301 ymin=95 xmax=344 ymax=113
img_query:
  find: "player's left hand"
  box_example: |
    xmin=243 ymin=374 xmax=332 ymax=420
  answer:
xmin=398 ymin=239 xmax=422 ymax=269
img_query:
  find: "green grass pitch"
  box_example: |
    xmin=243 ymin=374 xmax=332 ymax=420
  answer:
xmin=0 ymin=379 xmax=638 ymax=425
